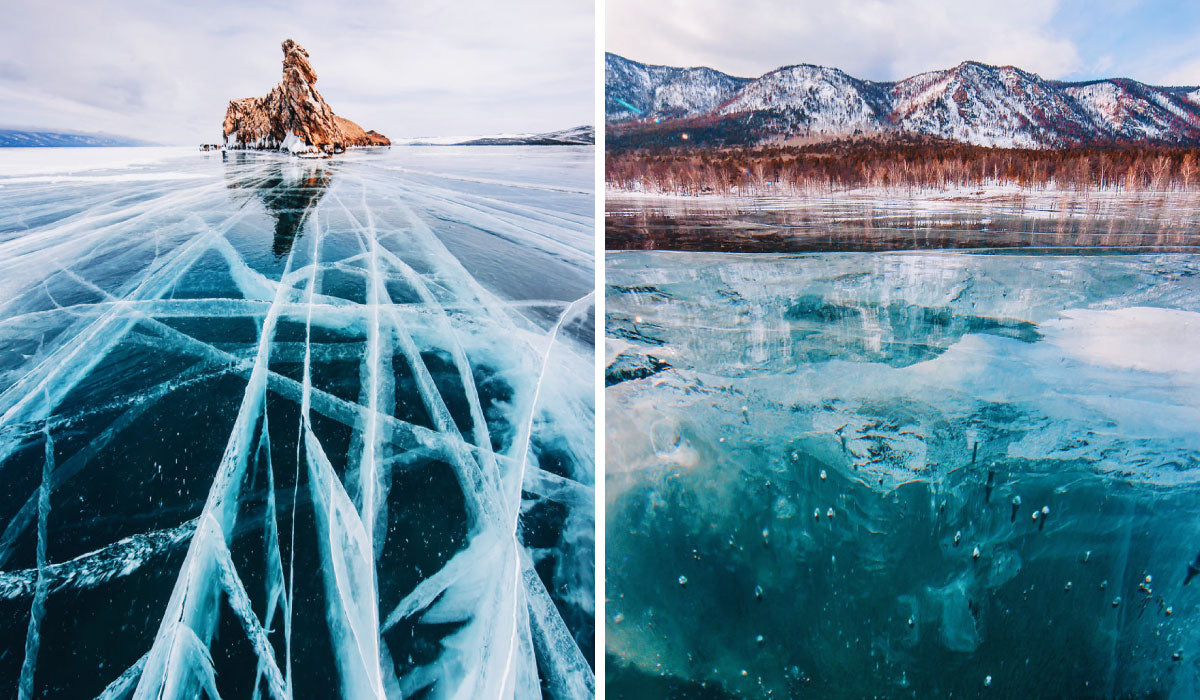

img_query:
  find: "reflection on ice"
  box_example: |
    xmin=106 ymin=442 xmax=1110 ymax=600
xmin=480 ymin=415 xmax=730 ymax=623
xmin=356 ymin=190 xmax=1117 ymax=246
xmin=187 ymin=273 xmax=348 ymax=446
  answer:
xmin=607 ymin=250 xmax=1200 ymax=698
xmin=0 ymin=146 xmax=594 ymax=698
xmin=222 ymin=153 xmax=334 ymax=258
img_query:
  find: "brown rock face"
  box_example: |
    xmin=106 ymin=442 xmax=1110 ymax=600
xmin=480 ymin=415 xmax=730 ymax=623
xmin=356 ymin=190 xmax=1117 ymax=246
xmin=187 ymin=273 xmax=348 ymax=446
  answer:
xmin=332 ymin=116 xmax=392 ymax=147
xmin=223 ymin=39 xmax=390 ymax=154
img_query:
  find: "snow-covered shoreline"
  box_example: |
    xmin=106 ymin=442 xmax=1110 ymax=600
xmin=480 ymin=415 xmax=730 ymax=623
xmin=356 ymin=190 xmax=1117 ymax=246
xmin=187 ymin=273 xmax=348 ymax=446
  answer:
xmin=606 ymin=182 xmax=1200 ymax=218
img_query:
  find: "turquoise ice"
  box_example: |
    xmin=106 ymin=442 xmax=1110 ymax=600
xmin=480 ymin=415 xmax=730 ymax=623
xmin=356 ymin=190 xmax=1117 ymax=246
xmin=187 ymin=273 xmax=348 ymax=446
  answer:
xmin=607 ymin=248 xmax=1200 ymax=698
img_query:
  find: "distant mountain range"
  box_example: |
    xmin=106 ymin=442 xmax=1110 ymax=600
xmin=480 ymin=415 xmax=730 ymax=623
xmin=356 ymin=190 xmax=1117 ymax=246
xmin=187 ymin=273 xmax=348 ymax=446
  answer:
xmin=458 ymin=125 xmax=594 ymax=145
xmin=0 ymin=129 xmax=156 ymax=147
xmin=400 ymin=125 xmax=594 ymax=146
xmin=606 ymin=53 xmax=1200 ymax=149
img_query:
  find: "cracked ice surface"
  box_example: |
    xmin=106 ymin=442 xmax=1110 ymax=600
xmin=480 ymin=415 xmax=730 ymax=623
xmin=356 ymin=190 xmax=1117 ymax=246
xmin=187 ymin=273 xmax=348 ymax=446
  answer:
xmin=0 ymin=145 xmax=595 ymax=699
xmin=607 ymin=249 xmax=1200 ymax=698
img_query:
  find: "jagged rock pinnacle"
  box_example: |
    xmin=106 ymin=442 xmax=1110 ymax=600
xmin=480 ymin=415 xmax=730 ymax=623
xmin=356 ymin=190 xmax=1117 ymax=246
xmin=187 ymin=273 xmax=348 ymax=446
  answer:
xmin=222 ymin=39 xmax=389 ymax=155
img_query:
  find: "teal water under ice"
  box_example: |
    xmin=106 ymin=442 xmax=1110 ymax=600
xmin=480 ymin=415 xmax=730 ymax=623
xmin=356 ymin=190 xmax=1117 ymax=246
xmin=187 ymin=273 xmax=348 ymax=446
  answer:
xmin=0 ymin=146 xmax=595 ymax=699
xmin=606 ymin=248 xmax=1200 ymax=698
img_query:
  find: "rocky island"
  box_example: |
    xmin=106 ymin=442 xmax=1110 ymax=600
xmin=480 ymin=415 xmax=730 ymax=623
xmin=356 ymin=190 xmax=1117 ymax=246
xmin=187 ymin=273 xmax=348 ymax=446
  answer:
xmin=223 ymin=39 xmax=389 ymax=156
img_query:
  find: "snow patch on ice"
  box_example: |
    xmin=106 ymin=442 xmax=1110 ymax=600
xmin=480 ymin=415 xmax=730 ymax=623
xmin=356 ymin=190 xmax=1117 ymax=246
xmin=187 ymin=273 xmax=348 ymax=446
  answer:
xmin=0 ymin=147 xmax=197 ymax=178
xmin=1043 ymin=307 xmax=1200 ymax=378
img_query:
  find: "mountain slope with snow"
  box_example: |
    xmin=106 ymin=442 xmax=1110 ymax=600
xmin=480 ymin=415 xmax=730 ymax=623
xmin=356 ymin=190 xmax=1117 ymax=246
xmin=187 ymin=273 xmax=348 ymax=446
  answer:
xmin=605 ymin=53 xmax=751 ymax=122
xmin=717 ymin=64 xmax=890 ymax=138
xmin=606 ymin=53 xmax=1200 ymax=148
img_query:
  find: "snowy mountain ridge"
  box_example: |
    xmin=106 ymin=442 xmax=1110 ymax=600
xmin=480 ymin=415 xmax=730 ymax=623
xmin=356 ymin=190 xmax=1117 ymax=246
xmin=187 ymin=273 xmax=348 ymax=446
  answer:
xmin=607 ymin=53 xmax=1200 ymax=148
xmin=0 ymin=128 xmax=156 ymax=147
xmin=394 ymin=126 xmax=594 ymax=146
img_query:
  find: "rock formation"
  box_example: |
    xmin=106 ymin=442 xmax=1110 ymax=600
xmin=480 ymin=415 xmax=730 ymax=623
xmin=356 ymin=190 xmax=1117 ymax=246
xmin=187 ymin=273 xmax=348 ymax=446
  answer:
xmin=223 ymin=39 xmax=389 ymax=155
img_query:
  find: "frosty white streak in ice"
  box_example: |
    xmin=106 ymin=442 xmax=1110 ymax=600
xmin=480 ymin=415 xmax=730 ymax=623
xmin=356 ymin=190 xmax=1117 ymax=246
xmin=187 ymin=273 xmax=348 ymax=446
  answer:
xmin=16 ymin=412 xmax=51 ymax=700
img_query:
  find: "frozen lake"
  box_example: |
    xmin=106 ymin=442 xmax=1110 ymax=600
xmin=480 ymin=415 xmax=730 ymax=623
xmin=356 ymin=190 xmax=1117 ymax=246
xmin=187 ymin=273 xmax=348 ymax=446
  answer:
xmin=0 ymin=146 xmax=595 ymax=699
xmin=605 ymin=202 xmax=1200 ymax=698
xmin=606 ymin=190 xmax=1200 ymax=252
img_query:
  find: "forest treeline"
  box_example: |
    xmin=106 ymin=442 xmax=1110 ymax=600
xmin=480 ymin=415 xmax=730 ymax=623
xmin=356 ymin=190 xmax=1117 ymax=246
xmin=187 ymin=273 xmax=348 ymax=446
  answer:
xmin=605 ymin=136 xmax=1200 ymax=194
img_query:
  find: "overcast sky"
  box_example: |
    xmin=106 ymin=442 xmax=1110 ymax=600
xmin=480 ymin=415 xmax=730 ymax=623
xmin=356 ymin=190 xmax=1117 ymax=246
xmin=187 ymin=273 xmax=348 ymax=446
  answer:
xmin=607 ymin=0 xmax=1200 ymax=86
xmin=0 ymin=0 xmax=594 ymax=144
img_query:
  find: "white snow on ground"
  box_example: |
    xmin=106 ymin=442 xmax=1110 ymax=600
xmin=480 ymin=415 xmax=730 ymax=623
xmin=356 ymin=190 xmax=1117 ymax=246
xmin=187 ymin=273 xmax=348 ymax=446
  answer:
xmin=390 ymin=134 xmax=530 ymax=145
xmin=0 ymin=172 xmax=206 ymax=186
xmin=608 ymin=182 xmax=1200 ymax=205
xmin=0 ymin=147 xmax=198 ymax=178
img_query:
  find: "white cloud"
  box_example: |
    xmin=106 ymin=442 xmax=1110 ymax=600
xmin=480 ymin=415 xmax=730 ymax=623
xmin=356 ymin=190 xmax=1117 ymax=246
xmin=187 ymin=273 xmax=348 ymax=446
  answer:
xmin=0 ymin=0 xmax=594 ymax=144
xmin=607 ymin=0 xmax=1080 ymax=80
xmin=1158 ymin=55 xmax=1200 ymax=87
